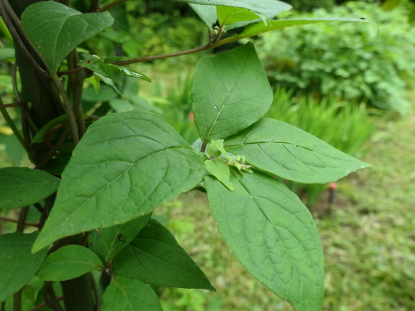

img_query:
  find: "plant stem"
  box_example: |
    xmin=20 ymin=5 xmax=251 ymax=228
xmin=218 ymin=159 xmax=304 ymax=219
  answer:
xmin=27 ymin=297 xmax=64 ymax=311
xmin=72 ymin=50 xmax=86 ymax=137
xmin=52 ymin=76 xmax=79 ymax=145
xmin=99 ymin=0 xmax=127 ymax=12
xmin=89 ymin=0 xmax=101 ymax=12
xmin=12 ymin=62 xmax=21 ymax=101
xmin=0 ymin=97 xmax=27 ymax=152
xmin=0 ymin=102 xmax=27 ymax=108
xmin=0 ymin=216 xmax=39 ymax=227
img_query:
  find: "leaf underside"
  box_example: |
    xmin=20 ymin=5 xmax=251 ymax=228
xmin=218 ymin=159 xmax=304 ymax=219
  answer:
xmin=33 ymin=111 xmax=205 ymax=253
xmin=224 ymin=118 xmax=370 ymax=183
xmin=205 ymin=171 xmax=324 ymax=311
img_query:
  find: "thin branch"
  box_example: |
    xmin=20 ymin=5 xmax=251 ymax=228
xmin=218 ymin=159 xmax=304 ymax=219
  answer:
xmin=12 ymin=62 xmax=21 ymax=101
xmin=71 ymin=50 xmax=86 ymax=137
xmin=0 ymin=101 xmax=27 ymax=109
xmin=0 ymin=216 xmax=39 ymax=227
xmin=16 ymin=206 xmax=29 ymax=232
xmin=89 ymin=0 xmax=101 ymax=12
xmin=27 ymin=297 xmax=64 ymax=311
xmin=34 ymin=203 xmax=43 ymax=213
xmin=0 ymin=97 xmax=27 ymax=152
xmin=99 ymin=0 xmax=127 ymax=12
xmin=35 ymin=123 xmax=70 ymax=170
xmin=52 ymin=76 xmax=80 ymax=145
xmin=89 ymin=272 xmax=101 ymax=311
xmin=44 ymin=123 xmax=66 ymax=149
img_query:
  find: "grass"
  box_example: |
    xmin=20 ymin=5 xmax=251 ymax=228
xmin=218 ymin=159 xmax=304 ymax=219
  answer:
xmin=155 ymin=102 xmax=415 ymax=310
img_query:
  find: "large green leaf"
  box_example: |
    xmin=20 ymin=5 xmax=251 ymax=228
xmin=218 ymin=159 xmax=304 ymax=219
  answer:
xmin=205 ymin=171 xmax=324 ymax=311
xmin=192 ymin=43 xmax=272 ymax=142
xmin=21 ymin=2 xmax=114 ymax=73
xmin=0 ymin=232 xmax=48 ymax=302
xmin=224 ymin=118 xmax=370 ymax=183
xmin=33 ymin=111 xmax=205 ymax=253
xmin=37 ymin=245 xmax=103 ymax=281
xmin=0 ymin=167 xmax=60 ymax=209
xmin=213 ymin=17 xmax=374 ymax=47
xmin=113 ymin=219 xmax=215 ymax=291
xmin=103 ymin=277 xmax=163 ymax=311
xmin=88 ymin=213 xmax=151 ymax=264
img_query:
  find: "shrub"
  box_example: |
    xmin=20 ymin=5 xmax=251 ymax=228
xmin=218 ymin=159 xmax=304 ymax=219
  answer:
xmin=256 ymin=2 xmax=415 ymax=114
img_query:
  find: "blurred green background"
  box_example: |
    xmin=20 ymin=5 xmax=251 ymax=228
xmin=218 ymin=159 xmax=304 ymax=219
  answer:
xmin=1 ymin=0 xmax=415 ymax=310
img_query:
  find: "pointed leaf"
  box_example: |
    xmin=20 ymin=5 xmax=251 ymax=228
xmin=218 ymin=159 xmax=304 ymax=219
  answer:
xmin=224 ymin=118 xmax=370 ymax=183
xmin=103 ymin=277 xmax=163 ymax=311
xmin=80 ymin=54 xmax=151 ymax=82
xmin=189 ymin=4 xmax=217 ymax=29
xmin=192 ymin=42 xmax=272 ymax=142
xmin=0 ymin=232 xmax=48 ymax=302
xmin=88 ymin=213 xmax=151 ymax=264
xmin=205 ymin=159 xmax=234 ymax=191
xmin=213 ymin=18 xmax=375 ymax=47
xmin=37 ymin=245 xmax=103 ymax=281
xmin=205 ymin=171 xmax=324 ymax=311
xmin=0 ymin=167 xmax=60 ymax=209
xmin=21 ymin=2 xmax=114 ymax=73
xmin=113 ymin=219 xmax=215 ymax=291
xmin=33 ymin=111 xmax=205 ymax=253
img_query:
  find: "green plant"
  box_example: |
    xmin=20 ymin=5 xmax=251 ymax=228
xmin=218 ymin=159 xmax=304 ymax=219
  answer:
xmin=255 ymin=1 xmax=415 ymax=114
xmin=0 ymin=1 xmax=369 ymax=311
xmin=267 ymin=87 xmax=374 ymax=206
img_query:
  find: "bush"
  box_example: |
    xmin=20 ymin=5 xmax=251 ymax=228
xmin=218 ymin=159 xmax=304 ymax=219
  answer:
xmin=255 ymin=2 xmax=415 ymax=114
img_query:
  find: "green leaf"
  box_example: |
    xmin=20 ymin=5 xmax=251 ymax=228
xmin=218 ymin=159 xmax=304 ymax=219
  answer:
xmin=189 ymin=4 xmax=217 ymax=29
xmin=37 ymin=245 xmax=103 ymax=281
xmin=192 ymin=43 xmax=272 ymax=142
xmin=179 ymin=0 xmax=291 ymax=18
xmin=0 ymin=232 xmax=48 ymax=302
xmin=207 ymin=139 xmax=227 ymax=158
xmin=80 ymin=54 xmax=151 ymax=82
xmin=205 ymin=171 xmax=324 ymax=311
xmin=21 ymin=2 xmax=114 ymax=73
xmin=224 ymin=118 xmax=370 ymax=183
xmin=0 ymin=48 xmax=14 ymax=61
xmin=213 ymin=18 xmax=375 ymax=47
xmin=205 ymin=159 xmax=234 ymax=191
xmin=0 ymin=167 xmax=60 ymax=209
xmin=113 ymin=219 xmax=215 ymax=291
xmin=103 ymin=277 xmax=163 ymax=311
xmin=32 ymin=111 xmax=205 ymax=253
xmin=88 ymin=213 xmax=151 ymax=264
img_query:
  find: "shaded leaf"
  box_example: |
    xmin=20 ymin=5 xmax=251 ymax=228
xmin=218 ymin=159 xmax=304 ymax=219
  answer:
xmin=0 ymin=232 xmax=48 ymax=302
xmin=0 ymin=167 xmax=60 ymax=209
xmin=80 ymin=54 xmax=151 ymax=82
xmin=21 ymin=2 xmax=114 ymax=73
xmin=224 ymin=118 xmax=370 ymax=183
xmin=37 ymin=245 xmax=103 ymax=281
xmin=33 ymin=111 xmax=205 ymax=253
xmin=192 ymin=43 xmax=272 ymax=142
xmin=113 ymin=219 xmax=215 ymax=291
xmin=88 ymin=213 xmax=151 ymax=264
xmin=102 ymin=277 xmax=162 ymax=311
xmin=205 ymin=171 xmax=324 ymax=311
